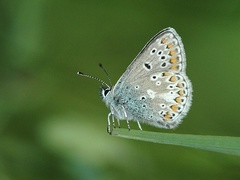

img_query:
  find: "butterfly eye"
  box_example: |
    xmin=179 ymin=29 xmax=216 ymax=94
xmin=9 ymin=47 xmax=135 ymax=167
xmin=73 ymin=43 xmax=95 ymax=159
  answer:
xmin=100 ymin=87 xmax=111 ymax=98
xmin=104 ymin=89 xmax=110 ymax=96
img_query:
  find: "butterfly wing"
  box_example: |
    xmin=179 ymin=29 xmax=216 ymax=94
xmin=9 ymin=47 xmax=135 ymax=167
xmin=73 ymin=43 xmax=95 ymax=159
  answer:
xmin=113 ymin=27 xmax=192 ymax=129
xmin=122 ymin=27 xmax=186 ymax=80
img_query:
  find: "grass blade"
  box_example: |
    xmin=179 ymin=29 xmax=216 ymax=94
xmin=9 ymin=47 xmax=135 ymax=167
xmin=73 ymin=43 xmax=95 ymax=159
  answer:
xmin=111 ymin=129 xmax=240 ymax=156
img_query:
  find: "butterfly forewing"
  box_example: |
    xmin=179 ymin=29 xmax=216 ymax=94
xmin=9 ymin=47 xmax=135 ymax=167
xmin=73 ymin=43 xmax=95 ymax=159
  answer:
xmin=123 ymin=28 xmax=186 ymax=80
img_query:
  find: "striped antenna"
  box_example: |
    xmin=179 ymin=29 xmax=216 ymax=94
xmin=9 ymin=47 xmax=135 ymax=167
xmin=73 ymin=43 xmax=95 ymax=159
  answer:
xmin=77 ymin=71 xmax=110 ymax=88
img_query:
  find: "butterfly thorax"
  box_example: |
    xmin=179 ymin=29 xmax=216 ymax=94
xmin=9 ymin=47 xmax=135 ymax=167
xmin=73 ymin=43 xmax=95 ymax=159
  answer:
xmin=101 ymin=86 xmax=132 ymax=120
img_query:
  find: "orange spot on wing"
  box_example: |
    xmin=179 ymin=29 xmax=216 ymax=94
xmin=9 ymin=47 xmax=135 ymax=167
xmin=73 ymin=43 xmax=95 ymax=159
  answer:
xmin=178 ymin=90 xmax=184 ymax=96
xmin=164 ymin=112 xmax=171 ymax=121
xmin=170 ymin=76 xmax=177 ymax=82
xmin=167 ymin=43 xmax=173 ymax=48
xmin=163 ymin=72 xmax=170 ymax=76
xmin=161 ymin=38 xmax=167 ymax=44
xmin=175 ymin=97 xmax=181 ymax=103
xmin=170 ymin=105 xmax=178 ymax=112
xmin=169 ymin=50 xmax=176 ymax=56
xmin=170 ymin=58 xmax=177 ymax=64
xmin=170 ymin=65 xmax=179 ymax=71
xmin=177 ymin=83 xmax=183 ymax=88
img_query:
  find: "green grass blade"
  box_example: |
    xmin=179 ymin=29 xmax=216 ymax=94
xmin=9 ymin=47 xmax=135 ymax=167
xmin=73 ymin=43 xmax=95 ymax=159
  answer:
xmin=111 ymin=129 xmax=240 ymax=156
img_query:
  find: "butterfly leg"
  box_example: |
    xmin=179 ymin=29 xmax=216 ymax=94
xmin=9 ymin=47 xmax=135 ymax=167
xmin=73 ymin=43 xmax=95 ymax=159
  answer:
xmin=107 ymin=113 xmax=112 ymax=134
xmin=126 ymin=120 xmax=131 ymax=131
xmin=121 ymin=105 xmax=130 ymax=131
xmin=117 ymin=118 xmax=121 ymax=128
xmin=112 ymin=115 xmax=116 ymax=128
xmin=137 ymin=121 xmax=142 ymax=130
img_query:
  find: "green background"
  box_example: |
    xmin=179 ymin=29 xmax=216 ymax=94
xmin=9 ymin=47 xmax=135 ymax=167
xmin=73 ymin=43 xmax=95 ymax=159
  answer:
xmin=1 ymin=0 xmax=240 ymax=179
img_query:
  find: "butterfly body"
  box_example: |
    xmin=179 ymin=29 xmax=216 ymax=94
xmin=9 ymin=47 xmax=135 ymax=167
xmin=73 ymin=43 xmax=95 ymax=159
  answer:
xmin=101 ymin=27 xmax=192 ymax=133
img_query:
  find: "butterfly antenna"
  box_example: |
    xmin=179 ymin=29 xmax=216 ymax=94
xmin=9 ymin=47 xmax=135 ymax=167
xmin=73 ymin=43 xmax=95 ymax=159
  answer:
xmin=77 ymin=71 xmax=110 ymax=88
xmin=99 ymin=63 xmax=113 ymax=87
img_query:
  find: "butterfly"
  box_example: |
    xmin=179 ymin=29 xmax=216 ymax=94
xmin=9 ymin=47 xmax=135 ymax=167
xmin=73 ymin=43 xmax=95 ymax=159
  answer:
xmin=78 ymin=27 xmax=192 ymax=134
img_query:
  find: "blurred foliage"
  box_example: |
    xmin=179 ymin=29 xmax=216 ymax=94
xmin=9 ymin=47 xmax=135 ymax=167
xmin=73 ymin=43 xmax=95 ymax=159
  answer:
xmin=1 ymin=0 xmax=240 ymax=179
